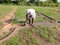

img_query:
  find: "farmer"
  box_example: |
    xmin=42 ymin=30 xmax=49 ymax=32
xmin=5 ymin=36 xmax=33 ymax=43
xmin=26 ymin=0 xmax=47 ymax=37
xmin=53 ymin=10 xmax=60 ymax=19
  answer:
xmin=25 ymin=8 xmax=36 ymax=25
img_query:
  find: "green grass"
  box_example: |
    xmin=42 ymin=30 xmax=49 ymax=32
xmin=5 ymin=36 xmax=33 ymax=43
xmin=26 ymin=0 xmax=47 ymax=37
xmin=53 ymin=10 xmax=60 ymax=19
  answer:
xmin=15 ymin=6 xmax=48 ymax=23
xmin=28 ymin=38 xmax=41 ymax=45
xmin=0 ymin=6 xmax=60 ymax=45
xmin=33 ymin=7 xmax=60 ymax=21
xmin=15 ymin=6 xmax=60 ymax=22
xmin=0 ymin=25 xmax=55 ymax=45
xmin=0 ymin=5 xmax=15 ymax=20
xmin=0 ymin=35 xmax=21 ymax=45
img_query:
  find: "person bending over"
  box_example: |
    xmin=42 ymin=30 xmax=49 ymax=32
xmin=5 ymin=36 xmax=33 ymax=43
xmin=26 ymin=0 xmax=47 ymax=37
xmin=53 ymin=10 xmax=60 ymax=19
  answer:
xmin=25 ymin=8 xmax=36 ymax=25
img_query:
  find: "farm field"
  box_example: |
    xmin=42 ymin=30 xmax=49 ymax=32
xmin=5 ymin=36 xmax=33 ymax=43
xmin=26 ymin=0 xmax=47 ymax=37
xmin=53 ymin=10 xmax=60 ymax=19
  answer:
xmin=0 ymin=5 xmax=15 ymax=20
xmin=0 ymin=5 xmax=17 ymax=40
xmin=0 ymin=5 xmax=15 ymax=29
xmin=0 ymin=6 xmax=60 ymax=45
xmin=15 ymin=6 xmax=60 ymax=22
xmin=34 ymin=7 xmax=60 ymax=21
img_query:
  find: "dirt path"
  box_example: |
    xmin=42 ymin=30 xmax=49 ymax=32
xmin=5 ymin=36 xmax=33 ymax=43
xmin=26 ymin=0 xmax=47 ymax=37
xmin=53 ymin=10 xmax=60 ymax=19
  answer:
xmin=0 ymin=24 xmax=28 ymax=43
xmin=0 ymin=6 xmax=18 ymax=43
xmin=52 ymin=10 xmax=60 ymax=13
xmin=0 ymin=6 xmax=17 ymax=36
xmin=0 ymin=6 xmax=30 ymax=44
xmin=1 ymin=6 xmax=17 ymax=25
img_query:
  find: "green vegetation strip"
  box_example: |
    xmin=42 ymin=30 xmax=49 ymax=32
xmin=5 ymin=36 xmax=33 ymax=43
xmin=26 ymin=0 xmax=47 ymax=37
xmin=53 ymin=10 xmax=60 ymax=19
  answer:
xmin=33 ymin=7 xmax=60 ymax=21
xmin=0 ymin=25 xmax=55 ymax=45
xmin=15 ymin=6 xmax=48 ymax=23
xmin=0 ymin=6 xmax=15 ymax=20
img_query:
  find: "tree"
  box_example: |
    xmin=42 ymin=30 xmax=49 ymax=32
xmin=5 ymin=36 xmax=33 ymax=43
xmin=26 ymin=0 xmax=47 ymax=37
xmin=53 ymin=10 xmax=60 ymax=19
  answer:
xmin=11 ymin=0 xmax=19 ymax=5
xmin=29 ymin=0 xmax=35 ymax=3
xmin=2 ymin=0 xmax=7 ymax=3
xmin=47 ymin=0 xmax=57 ymax=3
xmin=52 ymin=0 xmax=57 ymax=3
xmin=47 ymin=0 xmax=53 ymax=3
xmin=0 ymin=0 xmax=2 ymax=3
xmin=35 ymin=0 xmax=40 ymax=6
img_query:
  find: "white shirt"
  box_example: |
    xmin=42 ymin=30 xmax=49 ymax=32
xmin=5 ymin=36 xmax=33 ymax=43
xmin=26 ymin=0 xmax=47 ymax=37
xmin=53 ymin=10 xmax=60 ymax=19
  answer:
xmin=26 ymin=8 xmax=36 ymax=19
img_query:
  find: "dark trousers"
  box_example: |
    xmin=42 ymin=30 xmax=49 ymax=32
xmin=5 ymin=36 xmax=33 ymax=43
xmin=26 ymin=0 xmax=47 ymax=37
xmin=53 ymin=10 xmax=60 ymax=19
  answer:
xmin=26 ymin=15 xmax=34 ymax=24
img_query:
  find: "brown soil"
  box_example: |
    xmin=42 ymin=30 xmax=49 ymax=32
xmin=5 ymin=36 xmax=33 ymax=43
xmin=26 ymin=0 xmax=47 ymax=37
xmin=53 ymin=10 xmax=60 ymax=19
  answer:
xmin=0 ymin=6 xmax=18 ymax=43
xmin=1 ymin=6 xmax=17 ymax=25
xmin=52 ymin=10 xmax=60 ymax=13
xmin=31 ymin=33 xmax=60 ymax=45
xmin=0 ymin=6 xmax=29 ymax=43
xmin=0 ymin=6 xmax=17 ymax=34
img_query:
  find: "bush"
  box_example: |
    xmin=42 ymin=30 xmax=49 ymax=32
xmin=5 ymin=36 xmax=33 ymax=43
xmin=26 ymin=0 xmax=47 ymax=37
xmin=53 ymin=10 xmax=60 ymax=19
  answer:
xmin=41 ymin=2 xmax=49 ymax=6
xmin=35 ymin=1 xmax=58 ymax=7
xmin=19 ymin=2 xmax=25 ymax=5
xmin=0 ymin=0 xmax=59 ymax=7
xmin=0 ymin=0 xmax=2 ymax=3
xmin=27 ymin=2 xmax=36 ymax=6
xmin=57 ymin=3 xmax=60 ymax=7
xmin=35 ymin=0 xmax=40 ymax=6
xmin=50 ymin=3 xmax=56 ymax=7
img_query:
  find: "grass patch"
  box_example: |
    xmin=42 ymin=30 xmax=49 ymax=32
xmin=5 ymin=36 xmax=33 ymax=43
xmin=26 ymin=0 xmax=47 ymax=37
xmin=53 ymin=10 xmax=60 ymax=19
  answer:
xmin=0 ymin=25 xmax=55 ymax=45
xmin=28 ymin=38 xmax=41 ymax=45
xmin=15 ymin=6 xmax=48 ymax=22
xmin=0 ymin=5 xmax=14 ymax=20
xmin=33 ymin=7 xmax=60 ymax=21
xmin=0 ymin=6 xmax=60 ymax=45
xmin=0 ymin=35 xmax=21 ymax=45
xmin=36 ymin=25 xmax=55 ymax=43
